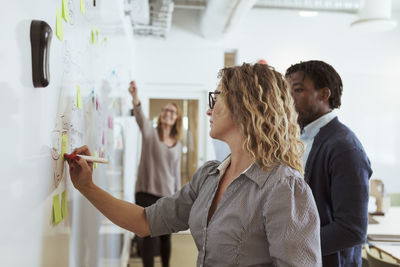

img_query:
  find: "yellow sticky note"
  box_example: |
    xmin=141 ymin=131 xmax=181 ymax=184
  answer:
xmin=77 ymin=85 xmax=82 ymax=109
xmin=56 ymin=9 xmax=64 ymax=41
xmin=62 ymin=0 xmax=70 ymax=23
xmin=53 ymin=194 xmax=62 ymax=225
xmin=94 ymin=151 xmax=98 ymax=169
xmin=80 ymin=0 xmax=85 ymax=15
xmin=91 ymin=28 xmax=95 ymax=44
xmin=61 ymin=132 xmax=68 ymax=161
xmin=61 ymin=191 xmax=68 ymax=219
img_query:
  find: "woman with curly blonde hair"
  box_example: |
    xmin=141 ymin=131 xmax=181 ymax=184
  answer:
xmin=67 ymin=63 xmax=322 ymax=266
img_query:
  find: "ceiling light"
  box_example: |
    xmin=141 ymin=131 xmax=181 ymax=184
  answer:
xmin=351 ymin=0 xmax=397 ymax=32
xmin=299 ymin=11 xmax=318 ymax=17
xmin=351 ymin=18 xmax=397 ymax=32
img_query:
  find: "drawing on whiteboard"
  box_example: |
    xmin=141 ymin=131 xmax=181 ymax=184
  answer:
xmin=51 ymin=129 xmax=64 ymax=188
xmin=68 ymin=0 xmax=75 ymax=26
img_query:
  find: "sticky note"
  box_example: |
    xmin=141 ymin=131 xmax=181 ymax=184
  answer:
xmin=62 ymin=0 xmax=70 ymax=23
xmin=108 ymin=98 xmax=116 ymax=109
xmin=95 ymin=97 xmax=99 ymax=110
xmin=61 ymin=191 xmax=68 ymax=219
xmin=91 ymin=28 xmax=95 ymax=44
xmin=108 ymin=116 xmax=114 ymax=129
xmin=61 ymin=132 xmax=68 ymax=161
xmin=80 ymin=0 xmax=85 ymax=15
xmin=108 ymin=116 xmax=112 ymax=128
xmin=93 ymin=151 xmax=98 ymax=169
xmin=77 ymin=85 xmax=82 ymax=109
xmin=53 ymin=194 xmax=62 ymax=225
xmin=56 ymin=9 xmax=64 ymax=41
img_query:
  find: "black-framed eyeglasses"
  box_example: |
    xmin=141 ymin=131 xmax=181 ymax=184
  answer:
xmin=208 ymin=91 xmax=221 ymax=109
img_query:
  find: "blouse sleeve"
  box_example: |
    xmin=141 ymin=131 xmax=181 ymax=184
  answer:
xmin=263 ymin=175 xmax=322 ymax=267
xmin=144 ymin=160 xmax=219 ymax=237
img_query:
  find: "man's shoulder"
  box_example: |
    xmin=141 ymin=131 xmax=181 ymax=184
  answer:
xmin=317 ymin=118 xmax=364 ymax=150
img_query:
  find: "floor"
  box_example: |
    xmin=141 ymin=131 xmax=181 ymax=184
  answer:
xmin=128 ymin=233 xmax=198 ymax=267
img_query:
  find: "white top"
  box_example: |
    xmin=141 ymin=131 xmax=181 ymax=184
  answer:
xmin=301 ymin=111 xmax=337 ymax=167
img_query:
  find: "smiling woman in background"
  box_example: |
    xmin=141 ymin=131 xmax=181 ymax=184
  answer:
xmin=67 ymin=63 xmax=322 ymax=266
xmin=128 ymin=81 xmax=183 ymax=267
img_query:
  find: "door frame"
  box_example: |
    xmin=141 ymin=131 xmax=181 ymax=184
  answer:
xmin=137 ymin=82 xmax=213 ymax=167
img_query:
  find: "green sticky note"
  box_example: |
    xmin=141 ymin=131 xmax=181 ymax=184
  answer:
xmin=93 ymin=151 xmax=98 ymax=169
xmin=77 ymin=85 xmax=82 ymax=108
xmin=80 ymin=0 xmax=85 ymax=15
xmin=61 ymin=132 xmax=68 ymax=161
xmin=56 ymin=9 xmax=64 ymax=41
xmin=62 ymin=0 xmax=70 ymax=23
xmin=61 ymin=191 xmax=68 ymax=219
xmin=53 ymin=194 xmax=62 ymax=225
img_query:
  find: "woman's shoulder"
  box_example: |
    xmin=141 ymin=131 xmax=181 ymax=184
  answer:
xmin=266 ymin=164 xmax=308 ymax=191
xmin=195 ymin=160 xmax=221 ymax=177
xmin=189 ymin=160 xmax=220 ymax=189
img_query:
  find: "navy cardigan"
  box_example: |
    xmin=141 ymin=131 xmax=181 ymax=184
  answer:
xmin=305 ymin=117 xmax=372 ymax=267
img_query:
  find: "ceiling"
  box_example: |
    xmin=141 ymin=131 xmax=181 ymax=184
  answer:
xmin=173 ymin=0 xmax=400 ymax=11
xmin=126 ymin=0 xmax=400 ymax=38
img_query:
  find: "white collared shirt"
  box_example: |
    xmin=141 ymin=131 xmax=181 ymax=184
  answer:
xmin=301 ymin=111 xmax=337 ymax=168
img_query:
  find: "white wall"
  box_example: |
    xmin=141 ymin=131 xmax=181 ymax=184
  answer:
xmin=225 ymin=8 xmax=400 ymax=193
xmin=134 ymin=8 xmax=400 ymax=192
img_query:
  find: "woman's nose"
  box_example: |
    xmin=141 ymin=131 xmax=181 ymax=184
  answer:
xmin=206 ymin=109 xmax=212 ymax=116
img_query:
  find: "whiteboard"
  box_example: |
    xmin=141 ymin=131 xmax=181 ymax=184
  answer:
xmin=0 ymin=0 xmax=137 ymax=266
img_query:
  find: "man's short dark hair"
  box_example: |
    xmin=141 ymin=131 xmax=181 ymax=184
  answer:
xmin=285 ymin=60 xmax=343 ymax=109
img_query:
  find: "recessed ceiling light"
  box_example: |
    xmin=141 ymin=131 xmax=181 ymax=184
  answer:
xmin=299 ymin=11 xmax=318 ymax=17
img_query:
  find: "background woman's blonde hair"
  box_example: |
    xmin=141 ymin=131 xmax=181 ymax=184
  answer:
xmin=157 ymin=103 xmax=183 ymax=144
xmin=219 ymin=63 xmax=304 ymax=174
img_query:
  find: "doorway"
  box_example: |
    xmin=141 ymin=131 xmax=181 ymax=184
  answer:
xmin=149 ymin=98 xmax=199 ymax=187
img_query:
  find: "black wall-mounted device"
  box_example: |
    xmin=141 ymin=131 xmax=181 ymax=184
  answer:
xmin=30 ymin=20 xmax=52 ymax=88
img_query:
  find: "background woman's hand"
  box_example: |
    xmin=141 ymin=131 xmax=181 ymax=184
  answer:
xmin=128 ymin=81 xmax=140 ymax=106
xmin=66 ymin=145 xmax=94 ymax=193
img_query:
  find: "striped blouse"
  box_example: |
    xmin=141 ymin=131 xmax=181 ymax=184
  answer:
xmin=145 ymin=157 xmax=322 ymax=266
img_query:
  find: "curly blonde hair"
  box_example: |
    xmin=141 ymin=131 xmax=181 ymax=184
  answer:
xmin=219 ymin=63 xmax=304 ymax=174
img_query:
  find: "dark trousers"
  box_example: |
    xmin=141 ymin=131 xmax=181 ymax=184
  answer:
xmin=135 ymin=192 xmax=171 ymax=267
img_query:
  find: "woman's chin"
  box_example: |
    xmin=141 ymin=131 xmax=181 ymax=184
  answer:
xmin=209 ymin=130 xmax=216 ymax=139
xmin=161 ymin=121 xmax=175 ymax=127
xmin=209 ymin=130 xmax=221 ymax=140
